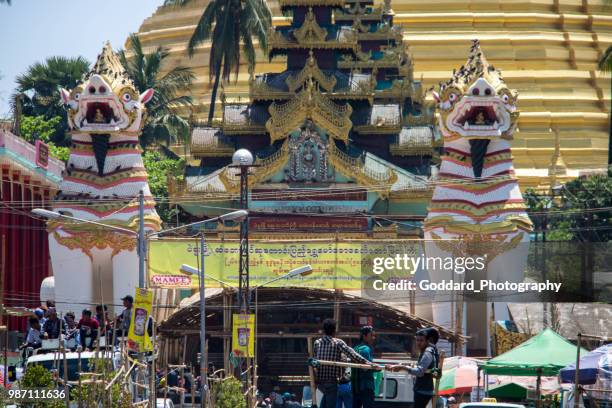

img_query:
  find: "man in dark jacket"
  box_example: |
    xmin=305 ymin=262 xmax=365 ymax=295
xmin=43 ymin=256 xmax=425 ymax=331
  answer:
xmin=42 ymin=307 xmax=62 ymax=340
xmin=386 ymin=328 xmax=440 ymax=408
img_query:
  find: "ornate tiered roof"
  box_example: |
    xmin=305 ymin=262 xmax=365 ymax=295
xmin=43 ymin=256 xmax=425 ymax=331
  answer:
xmin=175 ymin=0 xmax=437 ymax=232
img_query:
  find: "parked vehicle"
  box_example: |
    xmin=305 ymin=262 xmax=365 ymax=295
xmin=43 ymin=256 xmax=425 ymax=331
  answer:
xmin=460 ymin=400 xmax=526 ymax=408
xmin=24 ymin=350 xmax=121 ymax=382
xmin=302 ymin=358 xmax=416 ymax=407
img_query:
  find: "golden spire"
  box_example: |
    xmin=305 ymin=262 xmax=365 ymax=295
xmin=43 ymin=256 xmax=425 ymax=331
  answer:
xmin=294 ymin=7 xmax=328 ymax=44
xmin=548 ymin=128 xmax=567 ymax=180
xmin=285 ymin=50 xmax=337 ymax=92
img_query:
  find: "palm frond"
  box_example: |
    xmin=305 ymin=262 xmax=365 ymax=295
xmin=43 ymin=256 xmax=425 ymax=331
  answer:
xmin=119 ymin=34 xmax=195 ymax=148
xmin=240 ymin=25 xmax=257 ymax=71
xmin=242 ymin=0 xmax=272 ymax=51
xmin=163 ymin=0 xmax=191 ymax=6
xmin=187 ymin=2 xmax=218 ymax=56
xmin=598 ymin=45 xmax=612 ymax=73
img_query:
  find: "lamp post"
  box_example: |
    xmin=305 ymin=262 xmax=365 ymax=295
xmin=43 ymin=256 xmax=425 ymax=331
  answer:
xmin=33 ymin=191 xmax=149 ymax=288
xmin=230 ymin=149 xmax=255 ymax=314
xmin=172 ymin=210 xmax=247 ymax=408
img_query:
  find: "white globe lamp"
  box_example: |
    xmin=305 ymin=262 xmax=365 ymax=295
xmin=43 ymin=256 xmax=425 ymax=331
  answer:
xmin=232 ymin=149 xmax=254 ymax=166
xmin=40 ymin=276 xmax=55 ymax=304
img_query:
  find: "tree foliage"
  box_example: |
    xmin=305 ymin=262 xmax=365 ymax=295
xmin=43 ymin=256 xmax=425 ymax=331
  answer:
xmin=143 ymin=150 xmax=185 ymax=224
xmin=15 ymin=364 xmax=65 ymax=408
xmin=164 ymin=0 xmax=271 ymax=124
xmin=119 ymin=34 xmax=194 ymax=149
xmin=212 ymin=376 xmax=246 ymax=408
xmin=19 ymin=115 xmax=70 ymax=162
xmin=524 ymin=169 xmax=612 ymax=242
xmin=13 ymin=56 xmax=89 ymax=146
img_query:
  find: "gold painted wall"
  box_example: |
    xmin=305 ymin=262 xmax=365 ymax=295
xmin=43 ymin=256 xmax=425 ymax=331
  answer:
xmin=134 ymin=0 xmax=612 ymax=188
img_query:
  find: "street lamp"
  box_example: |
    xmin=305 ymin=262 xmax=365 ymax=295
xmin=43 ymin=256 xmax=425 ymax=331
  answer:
xmin=31 ymin=207 xmax=247 ymax=287
xmin=179 ymin=264 xmax=233 ymax=288
xmin=251 ymin=264 xmax=313 ymax=290
xmin=31 ymin=208 xmax=136 ymax=234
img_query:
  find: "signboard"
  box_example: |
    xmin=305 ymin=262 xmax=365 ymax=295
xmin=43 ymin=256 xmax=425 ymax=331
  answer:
xmin=35 ymin=140 xmax=49 ymax=169
xmin=232 ymin=313 xmax=255 ymax=357
xmin=148 ymin=240 xmax=373 ymax=289
xmin=249 ymin=216 xmax=369 ymax=232
xmin=127 ymin=288 xmax=154 ymax=352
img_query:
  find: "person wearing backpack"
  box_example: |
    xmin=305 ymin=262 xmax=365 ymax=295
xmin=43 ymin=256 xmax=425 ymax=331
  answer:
xmin=352 ymin=325 xmax=377 ymax=408
xmin=386 ymin=328 xmax=440 ymax=408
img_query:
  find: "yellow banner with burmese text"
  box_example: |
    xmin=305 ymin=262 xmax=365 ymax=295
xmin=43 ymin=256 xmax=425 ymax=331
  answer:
xmin=148 ymin=239 xmax=417 ymax=290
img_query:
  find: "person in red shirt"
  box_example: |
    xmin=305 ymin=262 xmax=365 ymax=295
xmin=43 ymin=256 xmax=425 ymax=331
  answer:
xmin=77 ymin=309 xmax=99 ymax=351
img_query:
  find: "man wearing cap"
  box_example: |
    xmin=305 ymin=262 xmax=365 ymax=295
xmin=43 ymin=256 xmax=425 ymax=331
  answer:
xmin=386 ymin=328 xmax=440 ymax=408
xmin=42 ymin=307 xmax=62 ymax=340
xmin=115 ymin=295 xmax=133 ymax=340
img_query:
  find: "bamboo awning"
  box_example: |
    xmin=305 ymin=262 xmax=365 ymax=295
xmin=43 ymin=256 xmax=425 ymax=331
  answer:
xmin=158 ymin=287 xmax=465 ymax=342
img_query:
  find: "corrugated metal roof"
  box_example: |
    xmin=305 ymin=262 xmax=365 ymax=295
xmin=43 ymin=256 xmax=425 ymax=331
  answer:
xmin=190 ymin=127 xmax=233 ymax=150
xmin=396 ymin=126 xmax=433 ymax=148
xmin=223 ymin=104 xmax=269 ymax=126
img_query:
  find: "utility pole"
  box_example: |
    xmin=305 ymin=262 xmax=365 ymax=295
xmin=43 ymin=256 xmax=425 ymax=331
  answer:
xmin=238 ymin=165 xmax=250 ymax=313
xmin=138 ymin=190 xmax=145 ymax=288
xmin=137 ymin=190 xmax=147 ymax=405
xmin=231 ymin=149 xmax=255 ymax=404
xmin=199 ymin=232 xmax=207 ymax=408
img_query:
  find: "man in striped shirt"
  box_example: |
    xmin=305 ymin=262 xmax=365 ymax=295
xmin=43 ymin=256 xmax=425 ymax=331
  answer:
xmin=313 ymin=318 xmax=379 ymax=408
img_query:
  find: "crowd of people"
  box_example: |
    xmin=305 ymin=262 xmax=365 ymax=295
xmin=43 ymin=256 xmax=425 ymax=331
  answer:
xmin=21 ymin=305 xmax=443 ymax=408
xmin=20 ymin=295 xmax=135 ymax=361
xmin=256 ymin=390 xmax=302 ymax=407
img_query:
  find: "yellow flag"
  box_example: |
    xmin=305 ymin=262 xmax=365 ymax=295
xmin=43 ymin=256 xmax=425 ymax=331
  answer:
xmin=232 ymin=313 xmax=255 ymax=357
xmin=127 ymin=288 xmax=154 ymax=352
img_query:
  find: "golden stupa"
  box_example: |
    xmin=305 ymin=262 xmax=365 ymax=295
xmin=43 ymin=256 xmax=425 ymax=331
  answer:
xmin=134 ymin=0 xmax=611 ymax=189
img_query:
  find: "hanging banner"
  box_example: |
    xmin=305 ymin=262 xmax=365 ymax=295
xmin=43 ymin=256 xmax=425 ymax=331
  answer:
xmin=127 ymin=288 xmax=154 ymax=352
xmin=148 ymin=239 xmax=410 ymax=289
xmin=232 ymin=313 xmax=255 ymax=357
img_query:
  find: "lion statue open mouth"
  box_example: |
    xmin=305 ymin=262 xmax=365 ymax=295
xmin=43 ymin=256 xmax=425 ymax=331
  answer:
xmin=60 ymin=44 xmax=153 ymax=134
xmin=422 ymin=40 xmax=532 ymax=352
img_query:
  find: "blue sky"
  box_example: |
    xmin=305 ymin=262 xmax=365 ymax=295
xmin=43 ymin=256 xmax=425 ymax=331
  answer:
xmin=0 ymin=1 xmax=163 ymax=116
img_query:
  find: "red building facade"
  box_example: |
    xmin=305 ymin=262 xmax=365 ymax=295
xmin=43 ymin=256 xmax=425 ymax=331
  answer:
xmin=0 ymin=127 xmax=64 ymax=332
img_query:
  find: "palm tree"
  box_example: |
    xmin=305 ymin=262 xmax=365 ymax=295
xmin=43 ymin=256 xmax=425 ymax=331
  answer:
xmin=599 ymin=45 xmax=612 ymax=166
xmin=164 ymin=0 xmax=271 ymax=124
xmin=13 ymin=56 xmax=89 ymax=144
xmin=601 ymin=0 xmax=612 ymax=166
xmin=0 ymin=0 xmax=11 ymax=5
xmin=119 ymin=34 xmax=195 ymax=149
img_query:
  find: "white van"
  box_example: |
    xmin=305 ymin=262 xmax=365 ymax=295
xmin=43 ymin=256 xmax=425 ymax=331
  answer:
xmin=374 ymin=358 xmax=415 ymax=407
xmin=24 ymin=350 xmax=121 ymax=382
xmin=302 ymin=358 xmax=415 ymax=407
